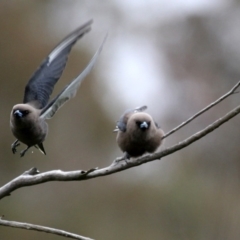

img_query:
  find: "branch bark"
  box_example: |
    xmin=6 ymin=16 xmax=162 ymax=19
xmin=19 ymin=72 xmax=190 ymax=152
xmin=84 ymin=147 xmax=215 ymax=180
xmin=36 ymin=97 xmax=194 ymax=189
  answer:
xmin=1 ymin=82 xmax=240 ymax=239
xmin=1 ymin=103 xmax=240 ymax=200
xmin=0 ymin=217 xmax=93 ymax=240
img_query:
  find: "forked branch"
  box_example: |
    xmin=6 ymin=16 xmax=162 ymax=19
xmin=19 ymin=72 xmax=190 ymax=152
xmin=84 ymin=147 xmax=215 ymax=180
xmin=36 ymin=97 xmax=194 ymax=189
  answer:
xmin=0 ymin=92 xmax=240 ymax=200
xmin=1 ymin=81 xmax=240 ymax=239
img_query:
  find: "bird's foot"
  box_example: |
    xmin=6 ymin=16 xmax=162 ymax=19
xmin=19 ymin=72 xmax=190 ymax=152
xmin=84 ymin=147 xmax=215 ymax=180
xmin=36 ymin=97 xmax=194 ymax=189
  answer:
xmin=114 ymin=156 xmax=125 ymax=163
xmin=20 ymin=150 xmax=26 ymax=158
xmin=114 ymin=152 xmax=131 ymax=164
xmin=11 ymin=140 xmax=20 ymax=154
xmin=20 ymin=147 xmax=30 ymax=158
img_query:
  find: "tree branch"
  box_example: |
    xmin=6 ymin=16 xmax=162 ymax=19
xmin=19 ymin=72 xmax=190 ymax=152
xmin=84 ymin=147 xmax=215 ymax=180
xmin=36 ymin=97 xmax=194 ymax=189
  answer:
xmin=1 ymin=103 xmax=240 ymax=200
xmin=0 ymin=217 xmax=94 ymax=240
xmin=163 ymin=81 xmax=240 ymax=139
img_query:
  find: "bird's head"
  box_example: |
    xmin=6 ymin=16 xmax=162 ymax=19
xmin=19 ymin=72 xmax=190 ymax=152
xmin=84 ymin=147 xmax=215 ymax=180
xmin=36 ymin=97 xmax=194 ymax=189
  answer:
xmin=127 ymin=112 xmax=154 ymax=133
xmin=11 ymin=104 xmax=36 ymax=123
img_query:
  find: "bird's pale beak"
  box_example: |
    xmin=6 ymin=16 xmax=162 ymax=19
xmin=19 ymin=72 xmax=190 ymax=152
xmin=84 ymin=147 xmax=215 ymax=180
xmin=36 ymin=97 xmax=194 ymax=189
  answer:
xmin=14 ymin=110 xmax=23 ymax=118
xmin=113 ymin=127 xmax=119 ymax=132
xmin=140 ymin=121 xmax=149 ymax=129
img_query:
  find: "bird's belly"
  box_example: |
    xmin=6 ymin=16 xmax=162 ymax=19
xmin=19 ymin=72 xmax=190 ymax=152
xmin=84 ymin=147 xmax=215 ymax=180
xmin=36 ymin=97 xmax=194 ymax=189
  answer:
xmin=118 ymin=135 xmax=147 ymax=157
xmin=12 ymin=126 xmax=47 ymax=146
xmin=118 ymin=133 xmax=161 ymax=157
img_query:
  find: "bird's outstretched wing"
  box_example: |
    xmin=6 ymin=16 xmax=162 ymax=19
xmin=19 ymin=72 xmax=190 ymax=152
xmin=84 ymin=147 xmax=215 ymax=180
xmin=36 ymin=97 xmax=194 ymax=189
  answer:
xmin=114 ymin=105 xmax=148 ymax=132
xmin=23 ymin=20 xmax=93 ymax=109
xmin=40 ymin=34 xmax=107 ymax=119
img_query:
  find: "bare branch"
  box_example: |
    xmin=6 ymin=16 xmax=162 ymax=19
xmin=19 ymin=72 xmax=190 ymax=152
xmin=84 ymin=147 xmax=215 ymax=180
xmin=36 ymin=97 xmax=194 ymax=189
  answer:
xmin=0 ymin=168 xmax=96 ymax=200
xmin=0 ymin=217 xmax=94 ymax=240
xmin=163 ymin=81 xmax=240 ymax=139
xmin=1 ymin=103 xmax=240 ymax=200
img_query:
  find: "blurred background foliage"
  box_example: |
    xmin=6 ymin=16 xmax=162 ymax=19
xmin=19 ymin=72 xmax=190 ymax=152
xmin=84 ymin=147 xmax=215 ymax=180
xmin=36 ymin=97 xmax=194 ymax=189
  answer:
xmin=1 ymin=0 xmax=240 ymax=239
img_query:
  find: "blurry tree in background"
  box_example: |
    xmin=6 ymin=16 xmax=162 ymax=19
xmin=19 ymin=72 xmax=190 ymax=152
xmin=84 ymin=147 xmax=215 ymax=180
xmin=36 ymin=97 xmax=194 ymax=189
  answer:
xmin=1 ymin=0 xmax=240 ymax=239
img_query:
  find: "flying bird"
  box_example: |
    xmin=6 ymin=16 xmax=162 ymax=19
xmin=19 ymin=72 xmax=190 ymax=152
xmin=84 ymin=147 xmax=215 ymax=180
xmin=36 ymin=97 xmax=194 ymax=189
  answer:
xmin=114 ymin=106 xmax=164 ymax=159
xmin=10 ymin=19 xmax=106 ymax=157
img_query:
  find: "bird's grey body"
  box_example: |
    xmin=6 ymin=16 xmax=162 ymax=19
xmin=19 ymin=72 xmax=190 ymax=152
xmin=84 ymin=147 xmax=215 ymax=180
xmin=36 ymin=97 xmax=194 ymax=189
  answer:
xmin=10 ymin=20 xmax=106 ymax=157
xmin=115 ymin=106 xmax=164 ymax=158
xmin=10 ymin=104 xmax=47 ymax=155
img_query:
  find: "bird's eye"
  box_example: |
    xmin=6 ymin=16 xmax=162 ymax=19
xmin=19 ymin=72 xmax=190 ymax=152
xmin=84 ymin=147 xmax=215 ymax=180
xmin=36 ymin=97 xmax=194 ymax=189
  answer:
xmin=136 ymin=121 xmax=142 ymax=127
xmin=24 ymin=110 xmax=29 ymax=115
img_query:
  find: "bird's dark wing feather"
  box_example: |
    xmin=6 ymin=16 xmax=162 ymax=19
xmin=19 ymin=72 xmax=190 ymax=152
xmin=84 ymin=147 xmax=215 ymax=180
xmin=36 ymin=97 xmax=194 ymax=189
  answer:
xmin=154 ymin=121 xmax=160 ymax=128
xmin=40 ymin=33 xmax=107 ymax=119
xmin=23 ymin=20 xmax=93 ymax=109
xmin=116 ymin=105 xmax=147 ymax=132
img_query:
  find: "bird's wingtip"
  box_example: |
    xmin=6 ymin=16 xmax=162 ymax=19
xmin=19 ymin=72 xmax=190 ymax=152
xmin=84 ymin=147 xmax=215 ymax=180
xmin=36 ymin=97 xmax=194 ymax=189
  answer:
xmin=135 ymin=105 xmax=147 ymax=112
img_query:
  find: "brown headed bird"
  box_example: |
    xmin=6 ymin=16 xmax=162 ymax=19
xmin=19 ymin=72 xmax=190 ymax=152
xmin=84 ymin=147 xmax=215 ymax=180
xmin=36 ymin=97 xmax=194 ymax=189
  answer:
xmin=114 ymin=106 xmax=164 ymax=159
xmin=10 ymin=20 xmax=106 ymax=157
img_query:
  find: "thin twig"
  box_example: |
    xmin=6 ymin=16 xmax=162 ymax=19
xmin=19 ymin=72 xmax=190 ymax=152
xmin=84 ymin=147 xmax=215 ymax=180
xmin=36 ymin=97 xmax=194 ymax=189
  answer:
xmin=163 ymin=81 xmax=240 ymax=139
xmin=0 ymin=218 xmax=94 ymax=240
xmin=1 ymin=103 xmax=240 ymax=200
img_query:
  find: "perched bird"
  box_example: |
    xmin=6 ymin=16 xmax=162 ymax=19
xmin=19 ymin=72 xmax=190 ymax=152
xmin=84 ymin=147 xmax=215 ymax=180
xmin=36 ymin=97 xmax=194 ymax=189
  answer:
xmin=10 ymin=19 xmax=106 ymax=157
xmin=114 ymin=106 xmax=164 ymax=159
